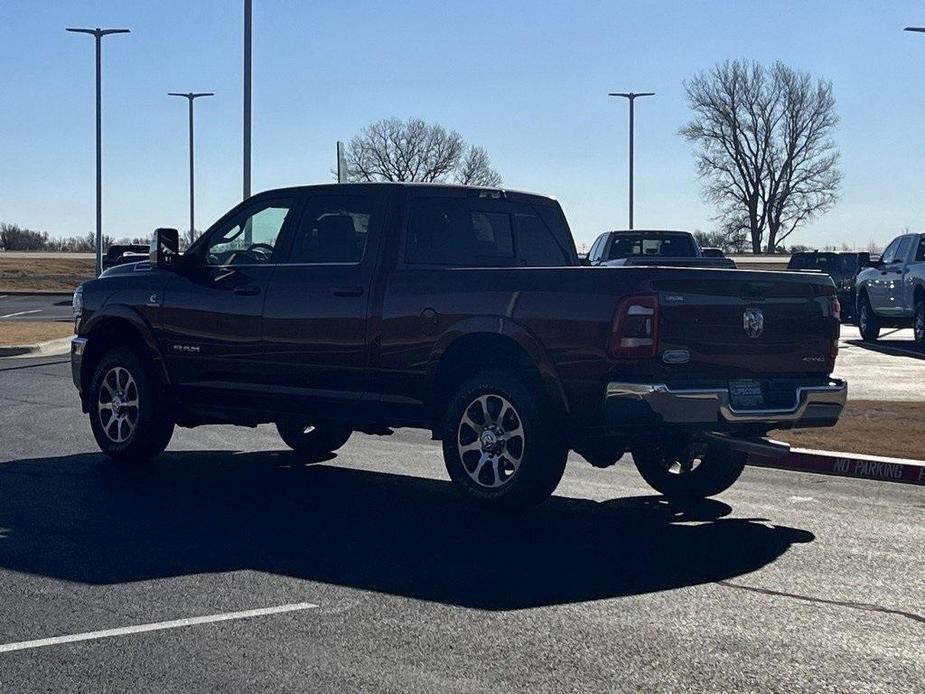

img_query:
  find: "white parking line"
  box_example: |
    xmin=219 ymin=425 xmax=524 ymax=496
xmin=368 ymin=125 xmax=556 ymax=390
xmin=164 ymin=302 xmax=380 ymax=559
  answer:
xmin=0 ymin=310 xmax=41 ymax=319
xmin=0 ymin=602 xmax=318 ymax=654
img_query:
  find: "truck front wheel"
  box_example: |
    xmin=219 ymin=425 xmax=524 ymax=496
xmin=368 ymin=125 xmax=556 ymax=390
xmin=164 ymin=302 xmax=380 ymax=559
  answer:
xmin=88 ymin=347 xmax=175 ymax=463
xmin=632 ymin=443 xmax=746 ymax=501
xmin=442 ymin=371 xmax=567 ymax=510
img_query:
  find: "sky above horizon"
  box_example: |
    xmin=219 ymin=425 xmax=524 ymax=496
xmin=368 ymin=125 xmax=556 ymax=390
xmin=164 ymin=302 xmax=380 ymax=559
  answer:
xmin=1 ymin=0 xmax=924 ymax=250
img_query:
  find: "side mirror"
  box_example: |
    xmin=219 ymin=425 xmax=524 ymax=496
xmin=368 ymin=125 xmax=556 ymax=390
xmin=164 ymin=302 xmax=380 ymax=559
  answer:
xmin=150 ymin=228 xmax=180 ymax=270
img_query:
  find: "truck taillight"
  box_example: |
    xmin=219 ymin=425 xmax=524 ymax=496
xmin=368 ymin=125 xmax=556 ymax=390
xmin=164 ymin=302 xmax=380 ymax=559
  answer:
xmin=832 ymin=296 xmax=841 ymax=321
xmin=830 ymin=296 xmax=840 ymax=358
xmin=610 ymin=295 xmax=659 ymax=358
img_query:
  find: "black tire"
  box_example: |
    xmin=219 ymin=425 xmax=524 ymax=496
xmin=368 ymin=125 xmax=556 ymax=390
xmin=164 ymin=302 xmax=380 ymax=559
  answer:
xmin=88 ymin=347 xmax=175 ymax=463
xmin=632 ymin=443 xmax=746 ymax=501
xmin=914 ymin=299 xmax=925 ymax=350
xmin=441 ymin=371 xmax=567 ymax=511
xmin=276 ymin=423 xmax=352 ymax=458
xmin=857 ymin=294 xmax=880 ymax=342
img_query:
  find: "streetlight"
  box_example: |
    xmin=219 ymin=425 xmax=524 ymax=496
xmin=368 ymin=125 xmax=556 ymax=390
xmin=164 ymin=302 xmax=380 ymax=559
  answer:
xmin=66 ymin=27 xmax=130 ymax=277
xmin=243 ymin=0 xmax=252 ymax=200
xmin=905 ymin=27 xmax=925 ymax=33
xmin=168 ymin=92 xmax=214 ymax=245
xmin=608 ymin=91 xmax=654 ymax=230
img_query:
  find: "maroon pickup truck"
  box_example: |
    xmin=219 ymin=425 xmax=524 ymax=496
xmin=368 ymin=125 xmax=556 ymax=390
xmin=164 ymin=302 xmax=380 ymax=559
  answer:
xmin=70 ymin=183 xmax=846 ymax=509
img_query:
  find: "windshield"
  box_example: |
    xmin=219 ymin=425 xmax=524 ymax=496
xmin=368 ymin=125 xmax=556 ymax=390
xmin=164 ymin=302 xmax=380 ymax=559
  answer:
xmin=787 ymin=254 xmax=838 ymax=272
xmin=607 ymin=233 xmax=697 ymax=260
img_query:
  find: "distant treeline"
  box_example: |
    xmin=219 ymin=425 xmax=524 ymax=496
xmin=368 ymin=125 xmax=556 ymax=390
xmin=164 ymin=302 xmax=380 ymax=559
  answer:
xmin=0 ymin=223 xmax=147 ymax=252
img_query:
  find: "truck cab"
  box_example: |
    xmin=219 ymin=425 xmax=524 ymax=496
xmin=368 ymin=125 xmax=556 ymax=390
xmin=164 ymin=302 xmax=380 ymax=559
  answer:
xmin=855 ymin=233 xmax=925 ymax=347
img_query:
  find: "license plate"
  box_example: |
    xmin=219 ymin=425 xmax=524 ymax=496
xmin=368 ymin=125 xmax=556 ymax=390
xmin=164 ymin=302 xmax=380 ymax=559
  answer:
xmin=729 ymin=379 xmax=765 ymax=409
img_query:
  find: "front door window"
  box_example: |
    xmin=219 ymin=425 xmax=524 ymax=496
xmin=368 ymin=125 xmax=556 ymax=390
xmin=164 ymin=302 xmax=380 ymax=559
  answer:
xmin=206 ymin=202 xmax=294 ymax=266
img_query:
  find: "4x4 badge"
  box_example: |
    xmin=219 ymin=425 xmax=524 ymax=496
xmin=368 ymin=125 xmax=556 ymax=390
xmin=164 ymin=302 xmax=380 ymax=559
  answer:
xmin=743 ymin=308 xmax=764 ymax=338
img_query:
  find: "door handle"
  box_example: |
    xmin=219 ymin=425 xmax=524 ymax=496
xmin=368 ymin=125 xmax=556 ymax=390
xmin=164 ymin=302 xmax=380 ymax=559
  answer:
xmin=333 ymin=286 xmax=364 ymax=297
xmin=233 ymin=285 xmax=261 ymax=296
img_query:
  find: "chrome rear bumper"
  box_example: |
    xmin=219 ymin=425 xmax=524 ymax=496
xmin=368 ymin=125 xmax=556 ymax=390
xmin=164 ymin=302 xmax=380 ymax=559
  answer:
xmin=605 ymin=379 xmax=847 ymax=428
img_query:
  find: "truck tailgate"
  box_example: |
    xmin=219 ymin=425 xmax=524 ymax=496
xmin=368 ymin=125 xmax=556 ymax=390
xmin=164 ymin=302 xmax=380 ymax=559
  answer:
xmin=653 ymin=271 xmax=838 ymax=379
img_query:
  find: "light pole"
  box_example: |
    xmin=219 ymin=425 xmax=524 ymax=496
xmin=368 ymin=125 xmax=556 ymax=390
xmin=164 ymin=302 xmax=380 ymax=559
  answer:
xmin=243 ymin=0 xmax=252 ymax=200
xmin=66 ymin=27 xmax=130 ymax=276
xmin=608 ymin=91 xmax=654 ymax=229
xmin=168 ymin=92 xmax=214 ymax=245
xmin=905 ymin=27 xmax=925 ymax=33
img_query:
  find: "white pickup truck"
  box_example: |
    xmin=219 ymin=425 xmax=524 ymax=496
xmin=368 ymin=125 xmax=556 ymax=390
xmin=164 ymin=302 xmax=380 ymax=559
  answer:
xmin=856 ymin=232 xmax=925 ymax=347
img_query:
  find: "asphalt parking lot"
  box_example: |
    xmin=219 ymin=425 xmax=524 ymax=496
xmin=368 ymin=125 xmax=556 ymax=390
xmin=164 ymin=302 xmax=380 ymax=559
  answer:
xmin=0 ymin=293 xmax=73 ymax=323
xmin=834 ymin=326 xmax=924 ymax=400
xmin=0 ymin=356 xmax=922 ymax=692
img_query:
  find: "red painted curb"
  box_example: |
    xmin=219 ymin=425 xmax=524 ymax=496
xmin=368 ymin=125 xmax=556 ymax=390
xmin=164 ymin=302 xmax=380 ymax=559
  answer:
xmin=748 ymin=448 xmax=925 ymax=486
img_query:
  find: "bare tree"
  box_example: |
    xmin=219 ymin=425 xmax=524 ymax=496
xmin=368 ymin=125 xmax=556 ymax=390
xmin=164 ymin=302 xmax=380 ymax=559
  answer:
xmin=455 ymin=146 xmax=502 ymax=186
xmin=345 ymin=117 xmax=501 ymax=186
xmin=680 ymin=60 xmax=840 ymax=253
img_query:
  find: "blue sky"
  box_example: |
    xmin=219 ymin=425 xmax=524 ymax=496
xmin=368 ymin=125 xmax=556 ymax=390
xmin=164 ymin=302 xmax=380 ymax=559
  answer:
xmin=1 ymin=0 xmax=924 ymax=249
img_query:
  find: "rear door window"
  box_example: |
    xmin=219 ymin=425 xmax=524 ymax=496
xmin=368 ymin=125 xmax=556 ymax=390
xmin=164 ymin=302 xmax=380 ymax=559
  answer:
xmin=405 ymin=198 xmax=515 ymax=266
xmin=514 ymin=213 xmax=569 ymax=266
xmin=532 ymin=204 xmax=576 ymax=260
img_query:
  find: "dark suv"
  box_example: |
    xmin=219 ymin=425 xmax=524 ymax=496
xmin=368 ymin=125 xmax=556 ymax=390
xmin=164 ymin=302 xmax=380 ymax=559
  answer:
xmin=787 ymin=251 xmax=864 ymax=322
xmin=71 ymin=183 xmax=845 ymax=509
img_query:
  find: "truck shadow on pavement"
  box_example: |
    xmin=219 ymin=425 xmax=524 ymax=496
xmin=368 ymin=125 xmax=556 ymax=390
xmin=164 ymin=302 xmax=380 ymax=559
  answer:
xmin=844 ymin=338 xmax=924 ymax=360
xmin=0 ymin=450 xmax=814 ymax=610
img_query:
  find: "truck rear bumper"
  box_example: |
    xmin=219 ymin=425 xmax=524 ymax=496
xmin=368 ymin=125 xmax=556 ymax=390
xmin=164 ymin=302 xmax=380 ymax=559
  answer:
xmin=604 ymin=378 xmax=847 ymax=430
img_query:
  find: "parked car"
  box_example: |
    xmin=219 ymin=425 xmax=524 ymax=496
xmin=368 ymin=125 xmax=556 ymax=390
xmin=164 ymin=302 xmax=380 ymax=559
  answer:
xmin=855 ymin=232 xmax=925 ymax=347
xmin=787 ymin=251 xmax=863 ymax=322
xmin=102 ymin=244 xmax=150 ymax=271
xmin=587 ymin=229 xmax=736 ymax=268
xmin=70 ymin=183 xmax=845 ymax=509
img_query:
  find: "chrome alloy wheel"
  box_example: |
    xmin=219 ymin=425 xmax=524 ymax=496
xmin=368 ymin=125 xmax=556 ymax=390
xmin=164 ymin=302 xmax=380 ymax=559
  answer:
xmin=915 ymin=305 xmax=924 ymax=344
xmin=97 ymin=366 xmax=139 ymax=444
xmin=457 ymin=394 xmax=525 ymax=489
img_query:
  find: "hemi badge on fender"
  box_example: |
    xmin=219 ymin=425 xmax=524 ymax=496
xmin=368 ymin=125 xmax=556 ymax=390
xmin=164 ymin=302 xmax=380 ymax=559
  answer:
xmin=662 ymin=350 xmax=690 ymax=364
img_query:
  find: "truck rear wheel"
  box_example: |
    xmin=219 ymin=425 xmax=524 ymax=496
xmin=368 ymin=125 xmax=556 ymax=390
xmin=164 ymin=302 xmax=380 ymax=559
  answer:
xmin=88 ymin=347 xmax=175 ymax=463
xmin=276 ymin=423 xmax=352 ymax=459
xmin=858 ymin=294 xmax=880 ymax=342
xmin=632 ymin=443 xmax=746 ymax=501
xmin=442 ymin=371 xmax=567 ymax=511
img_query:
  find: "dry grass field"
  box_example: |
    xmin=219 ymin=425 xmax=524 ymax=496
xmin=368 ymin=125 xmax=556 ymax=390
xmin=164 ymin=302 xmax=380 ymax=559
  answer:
xmin=0 ymin=255 xmax=94 ymax=292
xmin=737 ymin=262 xmax=790 ymax=272
xmin=0 ymin=321 xmax=73 ymax=346
xmin=773 ymin=399 xmax=925 ymax=460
